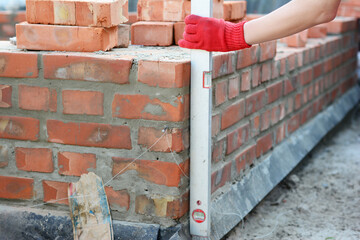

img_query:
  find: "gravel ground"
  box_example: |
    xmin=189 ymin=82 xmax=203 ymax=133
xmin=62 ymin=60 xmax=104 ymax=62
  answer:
xmin=224 ymin=104 xmax=360 ymax=240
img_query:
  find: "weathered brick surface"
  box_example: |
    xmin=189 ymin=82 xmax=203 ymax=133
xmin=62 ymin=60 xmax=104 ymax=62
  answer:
xmin=16 ymin=148 xmax=53 ymax=173
xmin=16 ymin=23 xmax=118 ymax=52
xmin=0 ymin=116 xmax=39 ymax=141
xmin=42 ymin=180 xmax=69 ymax=205
xmin=62 ymin=90 xmax=104 ymax=116
xmin=138 ymin=127 xmax=189 ymax=153
xmin=18 ymin=85 xmax=57 ymax=112
xmin=0 ymin=176 xmax=34 ymax=200
xmin=0 ymin=85 xmax=11 ymax=108
xmin=131 ymin=21 xmax=174 ymax=46
xmin=0 ymin=52 xmax=38 ymax=78
xmin=47 ymin=120 xmax=132 ymax=149
xmin=138 ymin=60 xmax=190 ymax=88
xmin=26 ymin=0 xmax=128 ymax=27
xmin=112 ymin=94 xmax=189 ymax=122
xmin=43 ymin=54 xmax=132 ymax=84
xmin=58 ymin=152 xmax=96 ymax=176
xmin=112 ymin=157 xmax=189 ymax=187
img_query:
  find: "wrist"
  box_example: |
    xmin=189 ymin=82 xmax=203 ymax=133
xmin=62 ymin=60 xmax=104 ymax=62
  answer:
xmin=224 ymin=21 xmax=252 ymax=51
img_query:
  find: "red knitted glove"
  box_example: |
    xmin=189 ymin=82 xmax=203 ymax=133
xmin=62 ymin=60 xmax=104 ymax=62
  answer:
xmin=179 ymin=14 xmax=251 ymax=52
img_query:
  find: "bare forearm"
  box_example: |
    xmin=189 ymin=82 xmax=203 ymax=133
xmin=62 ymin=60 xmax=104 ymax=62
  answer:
xmin=244 ymin=0 xmax=341 ymax=45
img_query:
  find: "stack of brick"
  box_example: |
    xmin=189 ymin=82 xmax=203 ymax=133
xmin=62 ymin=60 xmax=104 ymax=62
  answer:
xmin=16 ymin=0 xmax=129 ymax=52
xmin=131 ymin=0 xmax=247 ymax=46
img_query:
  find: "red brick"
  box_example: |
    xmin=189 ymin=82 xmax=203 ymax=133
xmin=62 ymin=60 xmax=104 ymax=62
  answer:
xmin=251 ymin=65 xmax=260 ymax=87
xmin=16 ymin=22 xmax=118 ymax=52
xmin=117 ymin=24 xmax=130 ymax=48
xmin=212 ymin=114 xmax=221 ymax=137
xmin=223 ymin=1 xmax=246 ymax=21
xmin=300 ymin=105 xmax=313 ymax=125
xmin=18 ymin=85 xmax=57 ymax=112
xmin=112 ymin=157 xmax=189 ymax=187
xmin=0 ymin=176 xmax=34 ymax=200
xmin=166 ymin=191 xmax=190 ymax=219
xmin=174 ymin=21 xmax=185 ymax=45
xmin=267 ymin=81 xmax=283 ymax=104
xmin=212 ymin=138 xmax=225 ymax=163
xmin=213 ymin=53 xmax=234 ymax=79
xmin=16 ymin=148 xmax=53 ymax=173
xmin=138 ymin=60 xmax=190 ymax=88
xmin=215 ymin=80 xmax=228 ymax=106
xmin=245 ymin=89 xmax=266 ymax=116
xmin=295 ymin=94 xmax=302 ymax=110
xmin=43 ymin=54 xmax=132 ymax=84
xmin=284 ymin=76 xmax=297 ymax=95
xmin=287 ymin=53 xmax=297 ymax=72
xmin=235 ymin=144 xmax=256 ymax=174
xmin=62 ymin=90 xmax=103 ymax=116
xmin=221 ymin=99 xmax=245 ymax=130
xmin=260 ymin=109 xmax=271 ymax=132
xmin=237 ymin=45 xmax=258 ymax=69
xmin=299 ymin=67 xmax=313 ymax=86
xmin=308 ymin=25 xmax=327 ymax=38
xmin=138 ymin=127 xmax=189 ymax=153
xmin=0 ymin=85 xmax=11 ymax=108
xmin=271 ymin=61 xmax=280 ymax=79
xmin=313 ymin=62 xmax=323 ymax=80
xmin=112 ymin=94 xmax=189 ymax=122
xmin=228 ymin=75 xmax=240 ymax=99
xmin=287 ymin=97 xmax=294 ymax=115
xmin=280 ymin=30 xmax=308 ymax=48
xmin=0 ymin=116 xmax=39 ymax=141
xmin=256 ymin=133 xmax=273 ymax=158
xmin=241 ymin=69 xmax=251 ymax=91
xmin=251 ymin=115 xmax=260 ymax=137
xmin=287 ymin=113 xmax=301 ymax=134
xmin=42 ymin=180 xmax=69 ymax=205
xmin=137 ymin=0 xmax=191 ymax=21
xmin=0 ymin=52 xmax=38 ymax=78
xmin=259 ymin=41 xmax=277 ymax=62
xmin=211 ymin=161 xmax=232 ymax=193
xmin=58 ymin=152 xmax=96 ymax=177
xmin=271 ymin=103 xmax=285 ymax=125
xmin=105 ymin=187 xmax=130 ymax=211
xmin=135 ymin=191 xmax=189 ymax=218
xmin=131 ymin=21 xmax=174 ymax=46
xmin=227 ymin=123 xmax=250 ymax=155
xmin=47 ymin=120 xmax=131 ymax=149
xmin=26 ymin=0 xmax=127 ymax=27
xmin=261 ymin=62 xmax=271 ymax=82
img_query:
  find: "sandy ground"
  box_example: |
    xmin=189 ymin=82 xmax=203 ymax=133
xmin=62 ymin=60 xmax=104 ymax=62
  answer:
xmin=224 ymin=104 xmax=360 ymax=240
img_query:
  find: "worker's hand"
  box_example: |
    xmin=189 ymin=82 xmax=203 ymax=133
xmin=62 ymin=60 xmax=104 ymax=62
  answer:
xmin=179 ymin=14 xmax=251 ymax=52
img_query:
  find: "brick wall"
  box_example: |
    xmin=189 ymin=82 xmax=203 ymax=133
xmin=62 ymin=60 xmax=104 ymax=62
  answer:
xmin=0 ymin=17 xmax=358 ymax=229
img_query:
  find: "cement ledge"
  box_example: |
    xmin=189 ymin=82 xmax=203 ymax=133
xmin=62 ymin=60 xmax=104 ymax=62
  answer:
xmin=0 ymin=205 xmax=160 ymax=240
xmin=210 ymin=85 xmax=360 ymax=240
